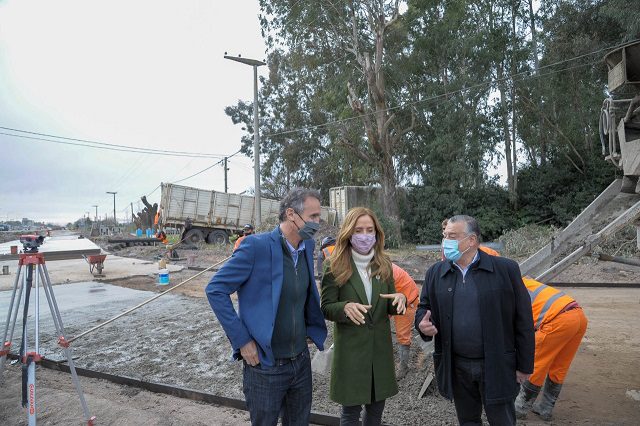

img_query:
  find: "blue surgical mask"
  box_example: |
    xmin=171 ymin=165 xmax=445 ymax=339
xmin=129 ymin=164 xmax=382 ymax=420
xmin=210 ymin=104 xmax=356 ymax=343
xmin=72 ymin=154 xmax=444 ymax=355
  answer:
xmin=442 ymin=236 xmax=471 ymax=262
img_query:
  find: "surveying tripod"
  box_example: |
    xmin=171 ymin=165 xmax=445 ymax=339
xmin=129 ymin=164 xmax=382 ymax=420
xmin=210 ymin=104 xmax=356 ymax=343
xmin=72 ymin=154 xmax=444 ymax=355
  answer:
xmin=0 ymin=248 xmax=95 ymax=425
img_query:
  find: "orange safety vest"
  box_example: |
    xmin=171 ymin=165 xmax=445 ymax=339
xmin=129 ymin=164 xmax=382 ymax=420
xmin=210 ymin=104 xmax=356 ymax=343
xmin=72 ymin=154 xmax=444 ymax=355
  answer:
xmin=392 ymin=264 xmax=420 ymax=305
xmin=233 ymin=235 xmax=246 ymax=252
xmin=479 ymin=245 xmax=500 ymax=256
xmin=321 ymin=245 xmax=335 ymax=260
xmin=523 ymin=277 xmax=575 ymax=330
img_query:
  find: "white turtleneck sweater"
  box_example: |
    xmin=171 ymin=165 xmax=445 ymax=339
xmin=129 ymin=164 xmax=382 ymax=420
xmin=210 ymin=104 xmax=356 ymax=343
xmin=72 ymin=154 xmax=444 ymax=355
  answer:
xmin=352 ymin=249 xmax=375 ymax=303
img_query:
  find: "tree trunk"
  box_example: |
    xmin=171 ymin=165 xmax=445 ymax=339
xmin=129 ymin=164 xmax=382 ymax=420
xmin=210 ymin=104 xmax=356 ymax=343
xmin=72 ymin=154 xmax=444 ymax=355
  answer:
xmin=498 ymin=62 xmax=515 ymax=204
xmin=528 ymin=0 xmax=546 ymax=165
xmin=511 ymin=0 xmax=519 ymax=208
xmin=343 ymin=3 xmax=411 ymax=244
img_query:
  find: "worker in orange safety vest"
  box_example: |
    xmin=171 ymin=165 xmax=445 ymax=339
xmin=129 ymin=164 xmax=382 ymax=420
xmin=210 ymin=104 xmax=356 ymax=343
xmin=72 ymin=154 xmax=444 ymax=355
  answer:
xmin=155 ymin=229 xmax=168 ymax=244
xmin=391 ymin=263 xmax=420 ymax=379
xmin=316 ymin=236 xmax=336 ymax=274
xmin=233 ymin=224 xmax=254 ymax=252
xmin=515 ymin=277 xmax=588 ymax=421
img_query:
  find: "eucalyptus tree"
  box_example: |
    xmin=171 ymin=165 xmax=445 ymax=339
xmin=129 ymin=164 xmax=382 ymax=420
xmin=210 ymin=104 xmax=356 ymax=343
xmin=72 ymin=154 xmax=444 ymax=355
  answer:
xmin=250 ymin=0 xmax=417 ymax=226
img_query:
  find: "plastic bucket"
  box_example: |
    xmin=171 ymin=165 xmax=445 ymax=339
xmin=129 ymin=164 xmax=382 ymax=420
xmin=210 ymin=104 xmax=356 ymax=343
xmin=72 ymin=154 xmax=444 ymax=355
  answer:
xmin=158 ymin=268 xmax=169 ymax=285
xmin=10 ymin=245 xmax=18 ymax=255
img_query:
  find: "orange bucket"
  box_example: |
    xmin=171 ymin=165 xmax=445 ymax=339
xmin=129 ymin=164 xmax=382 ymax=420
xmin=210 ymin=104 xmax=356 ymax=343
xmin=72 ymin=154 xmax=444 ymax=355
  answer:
xmin=10 ymin=245 xmax=18 ymax=255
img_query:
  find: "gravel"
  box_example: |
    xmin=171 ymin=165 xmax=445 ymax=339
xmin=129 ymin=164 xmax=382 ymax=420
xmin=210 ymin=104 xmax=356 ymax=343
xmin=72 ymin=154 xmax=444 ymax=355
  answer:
xmin=21 ymin=286 xmax=458 ymax=425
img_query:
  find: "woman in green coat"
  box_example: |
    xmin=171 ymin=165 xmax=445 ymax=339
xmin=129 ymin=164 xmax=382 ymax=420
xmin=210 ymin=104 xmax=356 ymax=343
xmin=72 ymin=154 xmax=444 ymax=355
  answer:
xmin=321 ymin=207 xmax=407 ymax=426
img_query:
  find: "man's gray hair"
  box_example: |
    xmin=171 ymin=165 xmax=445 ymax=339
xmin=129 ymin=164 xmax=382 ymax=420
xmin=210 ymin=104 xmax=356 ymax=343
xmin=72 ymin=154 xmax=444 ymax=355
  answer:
xmin=278 ymin=188 xmax=321 ymax=222
xmin=448 ymin=215 xmax=481 ymax=238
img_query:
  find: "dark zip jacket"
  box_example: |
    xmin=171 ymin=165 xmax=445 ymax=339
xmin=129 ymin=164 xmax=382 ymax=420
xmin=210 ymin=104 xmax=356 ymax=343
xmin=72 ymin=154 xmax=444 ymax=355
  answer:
xmin=415 ymin=250 xmax=534 ymax=404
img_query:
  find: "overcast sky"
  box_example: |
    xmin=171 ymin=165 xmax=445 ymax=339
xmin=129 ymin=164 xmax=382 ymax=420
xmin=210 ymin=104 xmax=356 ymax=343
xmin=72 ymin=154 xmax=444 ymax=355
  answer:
xmin=0 ymin=0 xmax=267 ymax=224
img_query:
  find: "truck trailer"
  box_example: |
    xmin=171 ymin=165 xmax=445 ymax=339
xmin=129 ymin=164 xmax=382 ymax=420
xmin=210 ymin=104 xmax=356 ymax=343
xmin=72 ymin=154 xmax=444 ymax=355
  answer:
xmin=159 ymin=183 xmax=337 ymax=245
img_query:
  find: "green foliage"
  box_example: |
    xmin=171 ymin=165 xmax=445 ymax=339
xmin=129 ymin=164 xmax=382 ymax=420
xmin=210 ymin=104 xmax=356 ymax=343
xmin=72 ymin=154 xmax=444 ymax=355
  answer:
xmin=401 ymin=183 xmax=516 ymax=244
xmin=226 ymin=0 xmax=633 ymax=243
xmin=516 ymin=156 xmax=617 ymax=226
xmin=369 ymin=204 xmax=402 ymax=249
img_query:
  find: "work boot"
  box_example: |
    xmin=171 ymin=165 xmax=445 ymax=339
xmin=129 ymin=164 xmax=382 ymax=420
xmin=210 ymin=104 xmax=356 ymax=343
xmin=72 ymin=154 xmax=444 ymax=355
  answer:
xmin=515 ymin=380 xmax=541 ymax=419
xmin=396 ymin=344 xmax=410 ymax=380
xmin=532 ymin=376 xmax=563 ymax=421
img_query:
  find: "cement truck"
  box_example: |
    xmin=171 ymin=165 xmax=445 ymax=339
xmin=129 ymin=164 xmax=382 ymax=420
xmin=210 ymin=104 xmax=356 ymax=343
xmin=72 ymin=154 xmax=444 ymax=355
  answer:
xmin=600 ymin=40 xmax=640 ymax=193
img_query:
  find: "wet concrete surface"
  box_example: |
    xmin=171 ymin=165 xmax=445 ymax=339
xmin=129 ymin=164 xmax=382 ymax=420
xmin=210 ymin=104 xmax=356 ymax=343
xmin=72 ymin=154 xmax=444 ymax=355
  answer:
xmin=0 ymin=278 xmax=458 ymax=424
xmin=0 ymin=282 xmax=161 ymax=359
xmin=0 ymin=256 xmax=183 ymax=291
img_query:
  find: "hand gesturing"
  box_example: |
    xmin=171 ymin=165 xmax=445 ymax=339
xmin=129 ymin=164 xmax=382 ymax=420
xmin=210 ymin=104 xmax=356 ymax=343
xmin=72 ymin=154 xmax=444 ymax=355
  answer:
xmin=418 ymin=310 xmax=438 ymax=336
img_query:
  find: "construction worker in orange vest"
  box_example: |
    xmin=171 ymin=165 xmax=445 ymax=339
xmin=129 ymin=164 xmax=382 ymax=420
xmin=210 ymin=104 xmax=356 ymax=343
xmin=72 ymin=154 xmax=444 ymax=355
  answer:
xmin=317 ymin=236 xmax=336 ymax=272
xmin=391 ymin=263 xmax=420 ymax=379
xmin=233 ymin=224 xmax=254 ymax=252
xmin=155 ymin=229 xmax=168 ymax=244
xmin=320 ymin=236 xmax=335 ymax=259
xmin=515 ymin=277 xmax=588 ymax=421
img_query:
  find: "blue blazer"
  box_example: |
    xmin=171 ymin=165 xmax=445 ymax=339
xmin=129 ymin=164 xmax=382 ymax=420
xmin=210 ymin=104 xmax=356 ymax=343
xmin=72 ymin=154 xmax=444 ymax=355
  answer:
xmin=206 ymin=226 xmax=327 ymax=366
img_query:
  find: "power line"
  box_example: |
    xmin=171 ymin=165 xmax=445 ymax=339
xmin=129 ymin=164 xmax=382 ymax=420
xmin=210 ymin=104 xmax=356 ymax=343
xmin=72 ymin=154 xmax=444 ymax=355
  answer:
xmin=172 ymin=149 xmax=242 ymax=184
xmin=127 ymin=148 xmax=244 ymax=213
xmin=0 ymin=126 xmax=227 ymax=159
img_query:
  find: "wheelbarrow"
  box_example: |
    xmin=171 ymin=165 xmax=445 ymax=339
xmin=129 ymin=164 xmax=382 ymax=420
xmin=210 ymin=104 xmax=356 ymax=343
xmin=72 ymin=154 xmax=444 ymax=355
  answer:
xmin=83 ymin=254 xmax=107 ymax=277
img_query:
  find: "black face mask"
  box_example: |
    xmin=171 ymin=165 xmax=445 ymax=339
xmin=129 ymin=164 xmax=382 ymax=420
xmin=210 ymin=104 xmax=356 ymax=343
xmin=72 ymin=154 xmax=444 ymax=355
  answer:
xmin=294 ymin=211 xmax=320 ymax=240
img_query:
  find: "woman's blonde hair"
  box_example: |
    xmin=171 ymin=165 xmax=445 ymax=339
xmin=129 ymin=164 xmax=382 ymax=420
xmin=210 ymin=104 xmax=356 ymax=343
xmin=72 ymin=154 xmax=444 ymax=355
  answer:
xmin=328 ymin=207 xmax=393 ymax=285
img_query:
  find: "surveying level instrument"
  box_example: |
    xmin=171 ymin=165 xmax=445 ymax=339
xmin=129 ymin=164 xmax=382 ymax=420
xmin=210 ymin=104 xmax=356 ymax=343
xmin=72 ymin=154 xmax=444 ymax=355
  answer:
xmin=0 ymin=237 xmax=95 ymax=425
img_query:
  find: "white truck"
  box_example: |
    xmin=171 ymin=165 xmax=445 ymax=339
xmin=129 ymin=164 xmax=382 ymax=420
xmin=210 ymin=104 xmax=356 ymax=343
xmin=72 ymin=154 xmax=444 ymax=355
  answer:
xmin=159 ymin=183 xmax=336 ymax=244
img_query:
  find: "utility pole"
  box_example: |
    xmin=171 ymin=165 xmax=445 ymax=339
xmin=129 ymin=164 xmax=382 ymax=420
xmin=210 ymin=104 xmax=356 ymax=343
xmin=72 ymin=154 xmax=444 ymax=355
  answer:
xmin=130 ymin=203 xmax=134 ymax=224
xmin=224 ymin=53 xmax=266 ymax=226
xmin=224 ymin=157 xmax=228 ymax=193
xmin=106 ymin=191 xmax=117 ymax=225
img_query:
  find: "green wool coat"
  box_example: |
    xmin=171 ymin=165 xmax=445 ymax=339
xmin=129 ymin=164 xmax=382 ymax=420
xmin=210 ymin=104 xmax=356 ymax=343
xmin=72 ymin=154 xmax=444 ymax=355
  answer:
xmin=320 ymin=260 xmax=399 ymax=406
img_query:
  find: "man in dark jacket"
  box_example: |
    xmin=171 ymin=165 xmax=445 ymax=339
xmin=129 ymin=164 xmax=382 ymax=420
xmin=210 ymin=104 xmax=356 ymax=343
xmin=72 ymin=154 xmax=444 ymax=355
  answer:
xmin=416 ymin=215 xmax=534 ymax=425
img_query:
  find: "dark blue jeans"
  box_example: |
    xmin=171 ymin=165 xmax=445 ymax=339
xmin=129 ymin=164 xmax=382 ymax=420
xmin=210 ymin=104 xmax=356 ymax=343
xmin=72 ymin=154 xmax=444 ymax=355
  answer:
xmin=242 ymin=348 xmax=312 ymax=426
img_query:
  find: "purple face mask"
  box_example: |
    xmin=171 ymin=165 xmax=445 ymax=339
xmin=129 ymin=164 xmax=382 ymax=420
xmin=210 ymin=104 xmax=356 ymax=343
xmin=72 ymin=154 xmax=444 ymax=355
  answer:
xmin=350 ymin=233 xmax=376 ymax=255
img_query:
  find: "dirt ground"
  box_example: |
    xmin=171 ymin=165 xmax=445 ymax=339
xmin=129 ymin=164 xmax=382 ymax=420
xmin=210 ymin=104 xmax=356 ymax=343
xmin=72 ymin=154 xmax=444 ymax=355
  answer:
xmin=1 ymin=235 xmax=639 ymax=425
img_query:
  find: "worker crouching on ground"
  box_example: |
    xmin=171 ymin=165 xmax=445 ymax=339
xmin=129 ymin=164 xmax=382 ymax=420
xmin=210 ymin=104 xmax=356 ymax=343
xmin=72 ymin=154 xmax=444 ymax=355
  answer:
xmin=390 ymin=264 xmax=419 ymax=379
xmin=515 ymin=277 xmax=588 ymax=421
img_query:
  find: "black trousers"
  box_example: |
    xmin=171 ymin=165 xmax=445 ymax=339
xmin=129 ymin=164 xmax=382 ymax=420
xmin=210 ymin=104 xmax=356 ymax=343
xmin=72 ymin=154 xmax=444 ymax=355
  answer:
xmin=340 ymin=400 xmax=385 ymax=426
xmin=452 ymin=356 xmax=516 ymax=426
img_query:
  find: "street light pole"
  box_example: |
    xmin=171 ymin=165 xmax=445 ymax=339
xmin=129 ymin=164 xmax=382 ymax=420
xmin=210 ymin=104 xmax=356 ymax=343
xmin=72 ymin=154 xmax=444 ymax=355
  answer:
xmin=106 ymin=192 xmax=117 ymax=225
xmin=224 ymin=54 xmax=266 ymax=227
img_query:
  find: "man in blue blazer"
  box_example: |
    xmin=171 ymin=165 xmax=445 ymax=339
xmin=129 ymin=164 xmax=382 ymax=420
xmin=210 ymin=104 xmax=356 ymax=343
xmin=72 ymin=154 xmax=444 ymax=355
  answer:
xmin=206 ymin=188 xmax=328 ymax=426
